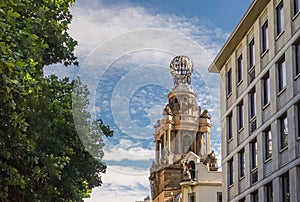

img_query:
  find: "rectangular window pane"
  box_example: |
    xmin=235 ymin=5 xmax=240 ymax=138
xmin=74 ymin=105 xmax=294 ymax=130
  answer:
xmin=250 ymin=90 xmax=256 ymax=118
xmin=278 ymin=58 xmax=286 ymax=91
xmin=237 ymin=54 xmax=243 ymax=83
xmin=282 ymin=173 xmax=290 ymax=202
xmin=228 ymin=114 xmax=233 ymax=140
xmin=229 ymin=159 xmax=234 ymax=186
xmin=265 ymin=128 xmax=272 ymax=160
xmin=227 ymin=69 xmax=232 ymax=95
xmin=249 ymin=39 xmax=255 ymax=68
xmin=280 ymin=115 xmax=288 ymax=149
xmin=238 ymin=103 xmax=244 ymax=130
xmin=298 ymin=104 xmax=300 ymax=137
xmin=262 ymin=21 xmax=269 ymax=52
xmin=296 ymin=41 xmax=300 ymax=75
xmin=188 ymin=193 xmax=196 ymax=202
xmin=277 ymin=2 xmax=284 ymax=35
xmin=266 ymin=182 xmax=273 ymax=202
xmin=217 ymin=192 xmax=222 ymax=202
xmin=239 ymin=149 xmax=245 ymax=178
xmin=252 ymin=191 xmax=259 ymax=202
xmin=251 ymin=139 xmax=258 ymax=169
xmin=294 ymin=0 xmax=300 ymax=15
xmin=263 ymin=74 xmax=270 ymax=105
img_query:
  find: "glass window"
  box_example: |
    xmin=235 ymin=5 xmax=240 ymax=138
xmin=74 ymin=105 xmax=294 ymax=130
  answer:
xmin=263 ymin=73 xmax=270 ymax=106
xmin=281 ymin=172 xmax=290 ymax=202
xmin=278 ymin=57 xmax=286 ymax=92
xmin=265 ymin=128 xmax=272 ymax=160
xmin=188 ymin=193 xmax=195 ymax=202
xmin=250 ymin=90 xmax=256 ymax=119
xmin=249 ymin=39 xmax=255 ymax=68
xmin=251 ymin=139 xmax=258 ymax=169
xmin=280 ymin=114 xmax=288 ymax=149
xmin=277 ymin=2 xmax=284 ymax=35
xmin=262 ymin=21 xmax=269 ymax=53
xmin=239 ymin=149 xmax=245 ymax=178
xmin=217 ymin=192 xmax=222 ymax=202
xmin=251 ymin=191 xmax=259 ymax=202
xmin=266 ymin=182 xmax=273 ymax=202
xmin=227 ymin=69 xmax=232 ymax=95
xmin=227 ymin=113 xmax=233 ymax=140
xmin=296 ymin=41 xmax=300 ymax=76
xmin=237 ymin=54 xmax=243 ymax=83
xmin=228 ymin=159 xmax=234 ymax=186
xmin=294 ymin=0 xmax=300 ymax=15
xmin=238 ymin=102 xmax=244 ymax=130
xmin=298 ymin=104 xmax=300 ymax=138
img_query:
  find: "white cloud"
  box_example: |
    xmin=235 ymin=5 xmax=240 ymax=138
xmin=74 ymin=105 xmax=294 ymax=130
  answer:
xmin=84 ymin=166 xmax=150 ymax=202
xmin=44 ymin=0 xmax=228 ymax=201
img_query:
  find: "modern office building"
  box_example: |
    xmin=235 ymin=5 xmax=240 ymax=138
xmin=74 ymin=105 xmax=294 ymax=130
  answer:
xmin=149 ymin=55 xmax=222 ymax=202
xmin=209 ymin=0 xmax=300 ymax=201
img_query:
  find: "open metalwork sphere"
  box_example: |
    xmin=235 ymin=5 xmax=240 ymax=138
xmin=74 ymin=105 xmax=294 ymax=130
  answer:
xmin=170 ymin=55 xmax=194 ymax=86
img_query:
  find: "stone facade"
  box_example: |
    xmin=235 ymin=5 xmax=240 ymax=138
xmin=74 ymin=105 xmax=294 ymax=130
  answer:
xmin=209 ymin=0 xmax=300 ymax=201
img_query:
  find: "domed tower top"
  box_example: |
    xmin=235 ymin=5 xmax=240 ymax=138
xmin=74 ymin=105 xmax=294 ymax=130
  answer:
xmin=170 ymin=55 xmax=194 ymax=88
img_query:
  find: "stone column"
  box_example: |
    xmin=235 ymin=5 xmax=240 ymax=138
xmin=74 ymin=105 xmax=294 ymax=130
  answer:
xmin=200 ymin=132 xmax=205 ymax=156
xmin=155 ymin=141 xmax=159 ymax=164
xmin=206 ymin=131 xmax=211 ymax=154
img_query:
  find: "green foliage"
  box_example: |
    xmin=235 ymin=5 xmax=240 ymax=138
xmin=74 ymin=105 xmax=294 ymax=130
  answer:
xmin=0 ymin=0 xmax=112 ymax=201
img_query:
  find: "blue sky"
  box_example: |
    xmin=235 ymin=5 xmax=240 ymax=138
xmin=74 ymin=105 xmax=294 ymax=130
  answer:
xmin=44 ymin=0 xmax=253 ymax=201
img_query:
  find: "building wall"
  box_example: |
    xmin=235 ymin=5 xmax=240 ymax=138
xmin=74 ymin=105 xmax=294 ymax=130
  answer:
xmin=214 ymin=0 xmax=300 ymax=201
xmin=181 ymin=184 xmax=222 ymax=202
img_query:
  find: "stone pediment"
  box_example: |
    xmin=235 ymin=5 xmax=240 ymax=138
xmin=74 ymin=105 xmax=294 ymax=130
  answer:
xmin=182 ymin=151 xmax=201 ymax=164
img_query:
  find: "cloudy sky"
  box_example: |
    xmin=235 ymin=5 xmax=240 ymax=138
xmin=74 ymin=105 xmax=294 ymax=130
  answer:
xmin=44 ymin=0 xmax=253 ymax=201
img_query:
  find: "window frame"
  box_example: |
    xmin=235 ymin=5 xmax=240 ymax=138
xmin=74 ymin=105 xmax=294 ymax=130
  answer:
xmin=249 ymin=38 xmax=255 ymax=69
xmin=281 ymin=172 xmax=290 ymax=202
xmin=294 ymin=0 xmax=300 ymax=16
xmin=227 ymin=113 xmax=233 ymax=141
xmin=266 ymin=182 xmax=273 ymax=202
xmin=228 ymin=159 xmax=234 ymax=186
xmin=238 ymin=102 xmax=244 ymax=131
xmin=280 ymin=114 xmax=288 ymax=149
xmin=276 ymin=1 xmax=284 ymax=36
xmin=250 ymin=89 xmax=257 ymax=119
xmin=251 ymin=190 xmax=259 ymax=202
xmin=237 ymin=54 xmax=243 ymax=84
xmin=262 ymin=20 xmax=269 ymax=53
xmin=251 ymin=139 xmax=258 ymax=170
xmin=296 ymin=40 xmax=300 ymax=76
xmin=298 ymin=104 xmax=300 ymax=138
xmin=239 ymin=149 xmax=245 ymax=179
xmin=263 ymin=73 xmax=270 ymax=106
xmin=278 ymin=57 xmax=286 ymax=92
xmin=227 ymin=69 xmax=232 ymax=96
xmin=265 ymin=128 xmax=272 ymax=160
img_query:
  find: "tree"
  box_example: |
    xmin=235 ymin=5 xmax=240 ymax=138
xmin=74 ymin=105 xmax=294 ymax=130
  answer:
xmin=22 ymin=75 xmax=113 ymax=201
xmin=0 ymin=0 xmax=112 ymax=201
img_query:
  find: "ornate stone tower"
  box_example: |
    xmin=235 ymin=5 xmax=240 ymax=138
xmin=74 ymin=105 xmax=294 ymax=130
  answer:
xmin=149 ymin=56 xmax=213 ymax=202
